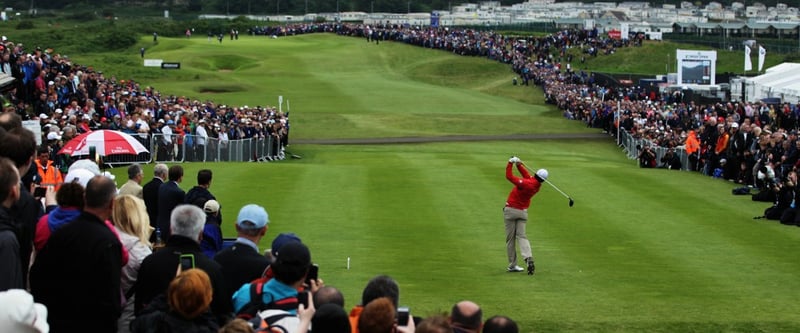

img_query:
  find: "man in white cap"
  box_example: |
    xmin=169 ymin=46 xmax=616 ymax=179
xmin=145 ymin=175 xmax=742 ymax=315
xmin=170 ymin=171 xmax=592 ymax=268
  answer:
xmin=503 ymin=156 xmax=545 ymax=275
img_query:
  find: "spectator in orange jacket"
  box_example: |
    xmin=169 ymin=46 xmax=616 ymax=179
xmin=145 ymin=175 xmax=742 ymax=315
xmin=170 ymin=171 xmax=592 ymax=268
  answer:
xmin=34 ymin=146 xmax=62 ymax=192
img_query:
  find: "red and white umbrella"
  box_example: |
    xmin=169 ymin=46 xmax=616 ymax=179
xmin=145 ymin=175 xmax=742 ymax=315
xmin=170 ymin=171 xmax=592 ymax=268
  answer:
xmin=59 ymin=130 xmax=149 ymax=156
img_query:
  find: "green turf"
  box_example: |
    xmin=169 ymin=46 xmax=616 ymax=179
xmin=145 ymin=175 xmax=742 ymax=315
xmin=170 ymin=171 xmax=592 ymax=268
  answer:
xmin=83 ymin=34 xmax=800 ymax=332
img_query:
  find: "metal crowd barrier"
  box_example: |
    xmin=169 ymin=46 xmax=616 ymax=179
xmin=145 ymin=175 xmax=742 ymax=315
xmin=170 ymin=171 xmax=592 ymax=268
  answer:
xmin=107 ymin=133 xmax=282 ymax=164
xmin=618 ymin=130 xmax=690 ymax=170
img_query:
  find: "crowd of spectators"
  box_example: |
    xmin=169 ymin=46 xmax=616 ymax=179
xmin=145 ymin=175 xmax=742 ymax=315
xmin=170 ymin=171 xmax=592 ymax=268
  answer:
xmin=5 ymin=20 xmax=800 ymax=332
xmin=0 ymin=35 xmax=291 ymax=168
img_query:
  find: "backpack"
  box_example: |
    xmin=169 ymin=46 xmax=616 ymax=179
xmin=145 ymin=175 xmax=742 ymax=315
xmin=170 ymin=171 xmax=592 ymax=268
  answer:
xmin=235 ymin=281 xmax=299 ymax=321
xmin=247 ymin=309 xmax=300 ymax=333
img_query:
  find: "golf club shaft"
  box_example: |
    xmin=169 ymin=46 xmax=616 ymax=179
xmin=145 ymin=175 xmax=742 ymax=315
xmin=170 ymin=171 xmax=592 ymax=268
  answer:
xmin=544 ymin=179 xmax=572 ymax=200
xmin=519 ymin=161 xmax=572 ymax=200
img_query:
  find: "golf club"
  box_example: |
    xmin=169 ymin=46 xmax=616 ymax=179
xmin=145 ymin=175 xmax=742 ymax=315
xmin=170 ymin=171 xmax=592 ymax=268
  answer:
xmin=518 ymin=160 xmax=575 ymax=207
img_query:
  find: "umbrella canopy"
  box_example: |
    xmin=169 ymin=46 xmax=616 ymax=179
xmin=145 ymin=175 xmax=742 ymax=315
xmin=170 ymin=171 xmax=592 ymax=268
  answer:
xmin=59 ymin=130 xmax=149 ymax=156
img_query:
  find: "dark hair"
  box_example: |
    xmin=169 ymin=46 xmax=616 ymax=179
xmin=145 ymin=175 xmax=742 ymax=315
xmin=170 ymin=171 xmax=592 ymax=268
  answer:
xmin=56 ymin=182 xmax=84 ymax=208
xmin=127 ymin=164 xmax=142 ymax=180
xmin=482 ymin=316 xmax=518 ymax=333
xmin=168 ymin=165 xmax=184 ymax=182
xmin=237 ymin=221 xmax=262 ymax=237
xmin=312 ymin=303 xmax=351 ymax=333
xmin=0 ymin=127 xmax=36 ymax=168
xmin=361 ymin=275 xmax=399 ymax=309
xmin=37 ymin=145 xmax=49 ymax=155
xmin=84 ymin=176 xmax=117 ymax=209
xmin=0 ymin=158 xmax=19 ymax=202
xmin=197 ymin=169 xmax=212 ymax=185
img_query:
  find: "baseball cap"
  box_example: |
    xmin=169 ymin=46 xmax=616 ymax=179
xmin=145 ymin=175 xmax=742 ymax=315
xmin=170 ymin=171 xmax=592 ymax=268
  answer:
xmin=271 ymin=233 xmax=302 ymax=258
xmin=236 ymin=204 xmax=268 ymax=229
xmin=204 ymin=199 xmax=220 ymax=213
xmin=46 ymin=132 xmax=61 ymax=141
xmin=731 ymin=122 xmax=739 ymax=128
xmin=536 ymin=169 xmax=548 ymax=180
xmin=0 ymin=289 xmax=49 ymax=333
xmin=275 ymin=241 xmax=311 ymax=267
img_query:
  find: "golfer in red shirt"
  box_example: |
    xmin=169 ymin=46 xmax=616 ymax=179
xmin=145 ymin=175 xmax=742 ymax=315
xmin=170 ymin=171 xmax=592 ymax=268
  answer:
xmin=504 ymin=156 xmax=547 ymax=275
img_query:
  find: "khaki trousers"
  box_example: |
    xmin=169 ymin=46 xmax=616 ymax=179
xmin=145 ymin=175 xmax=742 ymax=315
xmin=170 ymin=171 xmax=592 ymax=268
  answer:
xmin=503 ymin=206 xmax=532 ymax=266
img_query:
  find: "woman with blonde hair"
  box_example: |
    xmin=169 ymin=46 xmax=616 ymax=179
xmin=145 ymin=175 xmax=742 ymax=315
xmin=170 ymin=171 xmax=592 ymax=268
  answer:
xmin=113 ymin=194 xmax=153 ymax=333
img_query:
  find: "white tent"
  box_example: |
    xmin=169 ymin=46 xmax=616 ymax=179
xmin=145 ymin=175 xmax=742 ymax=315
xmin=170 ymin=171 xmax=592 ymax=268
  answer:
xmin=735 ymin=63 xmax=800 ymax=104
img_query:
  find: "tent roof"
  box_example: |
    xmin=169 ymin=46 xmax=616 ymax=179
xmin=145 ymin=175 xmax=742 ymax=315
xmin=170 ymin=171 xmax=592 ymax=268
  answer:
xmin=770 ymin=22 xmax=799 ymax=30
xmin=747 ymin=22 xmax=771 ymax=29
xmin=748 ymin=63 xmax=800 ymax=101
xmin=719 ymin=23 xmax=746 ymax=29
xmin=694 ymin=22 xmax=720 ymax=29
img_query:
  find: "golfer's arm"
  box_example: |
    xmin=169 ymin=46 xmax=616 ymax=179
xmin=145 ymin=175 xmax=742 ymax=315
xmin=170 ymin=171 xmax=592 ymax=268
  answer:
xmin=517 ymin=163 xmax=531 ymax=178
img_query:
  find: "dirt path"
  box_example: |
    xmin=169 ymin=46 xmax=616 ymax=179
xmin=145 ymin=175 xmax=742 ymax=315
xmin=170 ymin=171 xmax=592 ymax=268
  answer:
xmin=291 ymin=132 xmax=609 ymax=145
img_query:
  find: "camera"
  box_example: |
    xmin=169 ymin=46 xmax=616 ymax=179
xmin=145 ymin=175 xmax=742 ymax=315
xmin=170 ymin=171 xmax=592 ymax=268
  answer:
xmin=297 ymin=290 xmax=310 ymax=309
xmin=396 ymin=307 xmax=410 ymax=326
xmin=304 ymin=264 xmax=319 ymax=286
xmin=33 ymin=186 xmax=46 ymax=198
xmin=179 ymin=253 xmax=195 ymax=270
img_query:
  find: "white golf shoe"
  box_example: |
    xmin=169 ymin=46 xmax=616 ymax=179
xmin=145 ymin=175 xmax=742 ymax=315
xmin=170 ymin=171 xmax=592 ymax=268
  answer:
xmin=507 ymin=265 xmax=524 ymax=272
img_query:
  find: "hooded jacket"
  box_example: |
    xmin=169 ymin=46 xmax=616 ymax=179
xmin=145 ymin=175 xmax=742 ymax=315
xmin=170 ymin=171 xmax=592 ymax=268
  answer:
xmin=34 ymin=206 xmax=81 ymax=251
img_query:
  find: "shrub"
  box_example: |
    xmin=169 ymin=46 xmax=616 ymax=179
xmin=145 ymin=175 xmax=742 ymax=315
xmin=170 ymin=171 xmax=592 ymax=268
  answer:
xmin=94 ymin=27 xmax=137 ymax=51
xmin=16 ymin=20 xmax=34 ymax=30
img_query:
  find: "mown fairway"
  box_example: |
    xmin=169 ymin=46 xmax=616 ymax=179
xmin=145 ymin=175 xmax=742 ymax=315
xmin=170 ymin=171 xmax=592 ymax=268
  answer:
xmin=96 ymin=34 xmax=800 ymax=332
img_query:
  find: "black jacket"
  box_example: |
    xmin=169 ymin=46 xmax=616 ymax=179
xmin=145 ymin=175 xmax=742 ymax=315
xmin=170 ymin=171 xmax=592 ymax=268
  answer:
xmin=143 ymin=177 xmax=164 ymax=230
xmin=156 ymin=181 xmax=185 ymax=239
xmin=10 ymin=187 xmax=43 ymax=283
xmin=184 ymin=186 xmax=221 ymax=221
xmin=0 ymin=206 xmax=23 ymax=291
xmin=131 ymin=294 xmax=219 ymax=333
xmin=135 ymin=235 xmax=233 ymax=325
xmin=30 ymin=211 xmax=123 ymax=333
xmin=214 ymin=241 xmax=271 ymax=295
xmin=185 ymin=186 xmax=215 ymax=208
